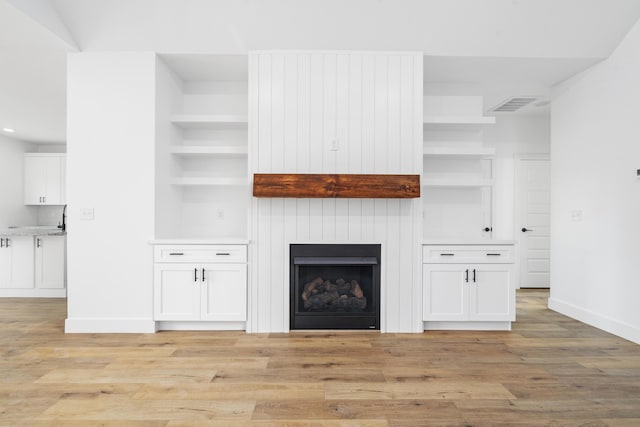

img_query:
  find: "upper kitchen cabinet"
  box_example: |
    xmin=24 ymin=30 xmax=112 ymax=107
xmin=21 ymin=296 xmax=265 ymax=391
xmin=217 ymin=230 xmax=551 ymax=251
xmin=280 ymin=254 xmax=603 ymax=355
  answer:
xmin=24 ymin=153 xmax=66 ymax=205
xmin=155 ymin=54 xmax=249 ymax=239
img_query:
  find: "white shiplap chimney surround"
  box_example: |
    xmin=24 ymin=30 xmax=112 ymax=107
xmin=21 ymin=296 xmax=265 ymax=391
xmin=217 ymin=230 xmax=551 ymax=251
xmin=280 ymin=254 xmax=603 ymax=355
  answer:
xmin=247 ymin=51 xmax=424 ymax=333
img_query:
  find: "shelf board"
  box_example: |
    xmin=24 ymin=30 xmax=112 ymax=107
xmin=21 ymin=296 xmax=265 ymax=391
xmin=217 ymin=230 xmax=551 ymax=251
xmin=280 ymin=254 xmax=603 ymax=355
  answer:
xmin=423 ymin=115 xmax=496 ymax=131
xmin=423 ymin=178 xmax=493 ymax=188
xmin=170 ymin=177 xmax=247 ymax=186
xmin=170 ymin=115 xmax=248 ymax=129
xmin=423 ymin=147 xmax=495 ymax=157
xmin=170 ymin=146 xmax=248 ymax=157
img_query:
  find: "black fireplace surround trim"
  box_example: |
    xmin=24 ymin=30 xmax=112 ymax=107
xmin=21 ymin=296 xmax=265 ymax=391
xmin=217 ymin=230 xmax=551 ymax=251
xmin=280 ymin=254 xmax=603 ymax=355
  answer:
xmin=290 ymin=243 xmax=381 ymax=330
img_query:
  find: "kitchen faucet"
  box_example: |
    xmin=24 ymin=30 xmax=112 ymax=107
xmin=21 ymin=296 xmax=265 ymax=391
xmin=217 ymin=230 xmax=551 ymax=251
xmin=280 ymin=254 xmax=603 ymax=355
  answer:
xmin=58 ymin=205 xmax=67 ymax=231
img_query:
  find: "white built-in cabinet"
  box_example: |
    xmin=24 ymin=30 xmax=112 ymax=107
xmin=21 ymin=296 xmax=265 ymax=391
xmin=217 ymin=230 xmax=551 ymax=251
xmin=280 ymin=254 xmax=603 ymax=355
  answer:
xmin=24 ymin=153 xmax=66 ymax=205
xmin=422 ymin=96 xmax=495 ymax=240
xmin=153 ymin=244 xmax=247 ymax=326
xmin=0 ymin=234 xmax=66 ymax=296
xmin=422 ymin=244 xmax=515 ymax=330
xmin=155 ymin=55 xmax=249 ymax=239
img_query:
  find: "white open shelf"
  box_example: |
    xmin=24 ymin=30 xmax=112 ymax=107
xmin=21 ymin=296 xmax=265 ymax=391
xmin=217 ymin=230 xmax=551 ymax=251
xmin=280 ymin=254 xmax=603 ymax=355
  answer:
xmin=171 ymin=114 xmax=248 ymax=129
xmin=423 ymin=146 xmax=495 ymax=157
xmin=170 ymin=177 xmax=247 ymax=186
xmin=170 ymin=145 xmax=248 ymax=157
xmin=422 ymin=178 xmax=494 ymax=187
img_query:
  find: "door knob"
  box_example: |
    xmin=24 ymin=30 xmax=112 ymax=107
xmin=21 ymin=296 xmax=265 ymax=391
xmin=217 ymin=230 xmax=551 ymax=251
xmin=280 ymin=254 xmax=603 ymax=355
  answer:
xmin=521 ymin=227 xmax=533 ymax=232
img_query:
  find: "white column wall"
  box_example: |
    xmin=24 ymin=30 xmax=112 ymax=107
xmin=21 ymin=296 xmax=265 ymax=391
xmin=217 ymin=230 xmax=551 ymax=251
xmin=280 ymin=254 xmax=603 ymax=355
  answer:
xmin=549 ymin=19 xmax=640 ymax=344
xmin=65 ymin=52 xmax=156 ymax=333
xmin=248 ymin=51 xmax=423 ymax=333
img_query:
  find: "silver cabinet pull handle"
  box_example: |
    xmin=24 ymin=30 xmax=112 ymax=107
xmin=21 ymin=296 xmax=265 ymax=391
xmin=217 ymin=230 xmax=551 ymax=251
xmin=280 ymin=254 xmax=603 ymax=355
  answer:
xmin=216 ymin=252 xmax=230 ymax=256
xmin=169 ymin=252 xmax=184 ymax=256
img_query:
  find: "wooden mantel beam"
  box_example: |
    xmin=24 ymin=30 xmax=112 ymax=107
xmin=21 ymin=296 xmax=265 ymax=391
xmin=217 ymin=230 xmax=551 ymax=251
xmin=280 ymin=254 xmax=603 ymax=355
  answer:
xmin=253 ymin=174 xmax=420 ymax=198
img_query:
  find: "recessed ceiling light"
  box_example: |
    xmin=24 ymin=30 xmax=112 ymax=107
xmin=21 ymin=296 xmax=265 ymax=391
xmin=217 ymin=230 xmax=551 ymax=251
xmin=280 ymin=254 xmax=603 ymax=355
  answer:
xmin=2 ymin=127 xmax=15 ymax=133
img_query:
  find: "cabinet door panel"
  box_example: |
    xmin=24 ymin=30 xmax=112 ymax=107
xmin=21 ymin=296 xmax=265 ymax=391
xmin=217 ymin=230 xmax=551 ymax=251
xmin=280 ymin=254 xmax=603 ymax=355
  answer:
xmin=24 ymin=156 xmax=45 ymax=204
xmin=10 ymin=236 xmax=35 ymax=289
xmin=201 ymin=264 xmax=247 ymax=321
xmin=44 ymin=157 xmax=63 ymax=204
xmin=154 ymin=264 xmax=200 ymax=321
xmin=469 ymin=264 xmax=514 ymax=321
xmin=35 ymin=236 xmax=65 ymax=289
xmin=422 ymin=264 xmax=467 ymax=321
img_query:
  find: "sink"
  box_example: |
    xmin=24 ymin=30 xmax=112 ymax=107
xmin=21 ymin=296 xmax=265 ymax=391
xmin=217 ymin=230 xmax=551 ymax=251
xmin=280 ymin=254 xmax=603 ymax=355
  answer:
xmin=8 ymin=225 xmax=59 ymax=230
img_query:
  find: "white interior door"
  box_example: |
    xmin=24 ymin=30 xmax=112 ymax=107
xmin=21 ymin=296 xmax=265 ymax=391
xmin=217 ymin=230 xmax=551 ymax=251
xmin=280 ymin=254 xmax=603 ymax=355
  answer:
xmin=517 ymin=158 xmax=550 ymax=288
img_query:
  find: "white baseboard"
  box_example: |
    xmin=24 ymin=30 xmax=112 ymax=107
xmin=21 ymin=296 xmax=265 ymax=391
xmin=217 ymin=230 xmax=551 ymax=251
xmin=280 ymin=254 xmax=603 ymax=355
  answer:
xmin=0 ymin=289 xmax=66 ymax=297
xmin=156 ymin=321 xmax=246 ymax=331
xmin=65 ymin=317 xmax=157 ymax=333
xmin=548 ymin=297 xmax=640 ymax=345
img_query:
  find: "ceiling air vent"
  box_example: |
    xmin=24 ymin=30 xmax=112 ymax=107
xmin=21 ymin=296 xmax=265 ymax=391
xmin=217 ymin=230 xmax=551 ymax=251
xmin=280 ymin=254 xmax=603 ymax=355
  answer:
xmin=491 ymin=97 xmax=537 ymax=112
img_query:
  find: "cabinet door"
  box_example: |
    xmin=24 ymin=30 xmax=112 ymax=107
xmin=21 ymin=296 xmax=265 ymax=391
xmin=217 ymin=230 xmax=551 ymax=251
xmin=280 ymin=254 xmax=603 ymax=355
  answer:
xmin=201 ymin=264 xmax=247 ymax=321
xmin=24 ymin=156 xmax=46 ymax=205
xmin=423 ymin=264 xmax=468 ymax=321
xmin=35 ymin=235 xmax=65 ymax=289
xmin=468 ymin=264 xmax=514 ymax=321
xmin=44 ymin=156 xmax=63 ymax=205
xmin=0 ymin=239 xmax=12 ymax=288
xmin=0 ymin=236 xmax=35 ymax=289
xmin=154 ymin=264 xmax=201 ymax=321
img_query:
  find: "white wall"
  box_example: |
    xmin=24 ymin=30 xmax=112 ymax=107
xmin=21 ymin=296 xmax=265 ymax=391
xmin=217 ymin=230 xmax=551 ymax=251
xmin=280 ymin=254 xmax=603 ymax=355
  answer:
xmin=249 ymin=52 xmax=423 ymax=333
xmin=549 ymin=19 xmax=640 ymax=344
xmin=0 ymin=135 xmax=37 ymax=228
xmin=65 ymin=52 xmax=156 ymax=333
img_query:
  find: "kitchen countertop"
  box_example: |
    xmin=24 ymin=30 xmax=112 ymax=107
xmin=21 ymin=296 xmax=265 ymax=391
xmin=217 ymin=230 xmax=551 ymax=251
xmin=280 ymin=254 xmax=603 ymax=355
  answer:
xmin=0 ymin=226 xmax=66 ymax=237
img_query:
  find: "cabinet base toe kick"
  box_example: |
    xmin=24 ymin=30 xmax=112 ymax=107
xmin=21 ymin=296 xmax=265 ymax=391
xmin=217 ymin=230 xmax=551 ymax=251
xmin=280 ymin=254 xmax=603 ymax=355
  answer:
xmin=155 ymin=321 xmax=246 ymax=331
xmin=423 ymin=321 xmax=512 ymax=331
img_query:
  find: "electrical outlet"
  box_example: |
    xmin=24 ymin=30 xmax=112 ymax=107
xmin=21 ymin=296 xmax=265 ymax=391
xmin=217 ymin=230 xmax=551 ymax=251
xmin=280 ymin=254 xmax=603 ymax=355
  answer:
xmin=330 ymin=139 xmax=339 ymax=151
xmin=215 ymin=209 xmax=225 ymax=220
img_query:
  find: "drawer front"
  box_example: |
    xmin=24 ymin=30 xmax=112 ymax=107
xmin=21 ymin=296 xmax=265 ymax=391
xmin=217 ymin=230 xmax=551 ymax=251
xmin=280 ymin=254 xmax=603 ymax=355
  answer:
xmin=155 ymin=245 xmax=247 ymax=263
xmin=423 ymin=245 xmax=513 ymax=264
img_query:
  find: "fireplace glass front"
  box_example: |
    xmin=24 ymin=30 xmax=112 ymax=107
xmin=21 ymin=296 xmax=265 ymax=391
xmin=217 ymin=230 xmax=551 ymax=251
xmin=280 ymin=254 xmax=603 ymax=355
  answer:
xmin=290 ymin=244 xmax=381 ymax=330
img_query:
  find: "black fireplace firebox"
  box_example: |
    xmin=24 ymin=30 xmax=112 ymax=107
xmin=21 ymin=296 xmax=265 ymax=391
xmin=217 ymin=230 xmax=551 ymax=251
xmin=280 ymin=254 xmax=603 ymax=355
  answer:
xmin=290 ymin=244 xmax=381 ymax=330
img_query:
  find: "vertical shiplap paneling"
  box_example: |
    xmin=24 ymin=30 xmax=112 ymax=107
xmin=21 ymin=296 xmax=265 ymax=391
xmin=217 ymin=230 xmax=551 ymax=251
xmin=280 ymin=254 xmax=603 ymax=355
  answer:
xmin=256 ymin=54 xmax=273 ymax=332
xmin=347 ymin=54 xmax=363 ymax=241
xmin=335 ymin=54 xmax=350 ymax=239
xmin=308 ymin=54 xmax=324 ymax=242
xmin=360 ymin=55 xmax=376 ymax=242
xmin=398 ymin=55 xmax=417 ymax=331
xmin=249 ymin=51 xmax=423 ymax=333
xmin=247 ymin=53 xmax=259 ymax=333
xmin=412 ymin=54 xmax=424 ymax=331
xmin=296 ymin=54 xmax=311 ymax=242
xmin=385 ymin=56 xmax=402 ymax=331
xmin=282 ymin=54 xmax=300 ymax=331
xmin=322 ymin=54 xmax=337 ymax=241
xmin=269 ymin=54 xmax=286 ymax=331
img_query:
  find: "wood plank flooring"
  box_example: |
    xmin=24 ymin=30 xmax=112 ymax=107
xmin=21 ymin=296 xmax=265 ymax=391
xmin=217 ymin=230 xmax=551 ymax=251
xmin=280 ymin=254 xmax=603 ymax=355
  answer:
xmin=1 ymin=290 xmax=639 ymax=426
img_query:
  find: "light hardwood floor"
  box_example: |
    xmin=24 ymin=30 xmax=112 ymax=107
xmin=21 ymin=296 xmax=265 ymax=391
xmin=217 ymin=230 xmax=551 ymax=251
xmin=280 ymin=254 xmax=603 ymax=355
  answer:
xmin=1 ymin=290 xmax=639 ymax=426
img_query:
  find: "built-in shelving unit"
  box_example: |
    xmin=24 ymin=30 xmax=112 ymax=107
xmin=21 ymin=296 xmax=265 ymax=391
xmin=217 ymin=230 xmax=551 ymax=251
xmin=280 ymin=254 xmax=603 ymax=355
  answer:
xmin=422 ymin=96 xmax=496 ymax=240
xmin=155 ymin=54 xmax=249 ymax=239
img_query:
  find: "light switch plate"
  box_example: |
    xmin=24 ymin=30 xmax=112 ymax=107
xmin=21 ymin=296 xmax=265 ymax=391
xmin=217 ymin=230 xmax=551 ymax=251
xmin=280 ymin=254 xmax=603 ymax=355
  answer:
xmin=79 ymin=208 xmax=94 ymax=220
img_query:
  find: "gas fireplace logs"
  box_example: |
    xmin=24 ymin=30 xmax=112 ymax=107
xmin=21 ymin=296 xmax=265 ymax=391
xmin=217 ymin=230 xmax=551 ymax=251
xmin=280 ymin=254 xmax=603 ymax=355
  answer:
xmin=301 ymin=277 xmax=367 ymax=312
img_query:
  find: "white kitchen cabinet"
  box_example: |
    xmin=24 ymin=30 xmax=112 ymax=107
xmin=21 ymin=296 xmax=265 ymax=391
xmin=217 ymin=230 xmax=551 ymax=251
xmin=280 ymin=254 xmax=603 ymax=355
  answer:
xmin=34 ymin=235 xmax=66 ymax=289
xmin=0 ymin=236 xmax=35 ymax=289
xmin=24 ymin=154 xmax=66 ymax=205
xmin=153 ymin=244 xmax=247 ymax=325
xmin=422 ymin=244 xmax=515 ymax=330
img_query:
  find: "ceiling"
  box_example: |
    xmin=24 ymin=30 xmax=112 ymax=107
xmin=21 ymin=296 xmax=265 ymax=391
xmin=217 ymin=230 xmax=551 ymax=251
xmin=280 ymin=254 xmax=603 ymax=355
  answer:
xmin=1 ymin=0 xmax=640 ymax=144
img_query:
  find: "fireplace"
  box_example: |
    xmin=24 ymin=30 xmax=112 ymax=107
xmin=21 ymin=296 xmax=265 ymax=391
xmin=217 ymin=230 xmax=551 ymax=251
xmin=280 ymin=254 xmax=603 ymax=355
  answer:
xmin=290 ymin=244 xmax=381 ymax=330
